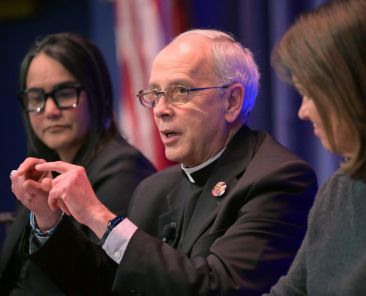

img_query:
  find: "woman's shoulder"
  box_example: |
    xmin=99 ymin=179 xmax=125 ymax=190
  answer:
xmin=86 ymin=133 xmax=156 ymax=178
xmin=319 ymin=169 xmax=354 ymax=194
xmin=94 ymin=133 xmax=154 ymax=166
xmin=312 ymin=169 xmax=365 ymax=213
xmin=101 ymin=133 xmax=144 ymax=157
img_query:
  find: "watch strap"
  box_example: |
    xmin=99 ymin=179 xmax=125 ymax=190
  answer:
xmin=100 ymin=215 xmax=125 ymax=246
xmin=107 ymin=214 xmax=125 ymax=230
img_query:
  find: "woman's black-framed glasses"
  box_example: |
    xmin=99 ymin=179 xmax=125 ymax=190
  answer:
xmin=137 ymin=84 xmax=230 ymax=109
xmin=17 ymin=83 xmax=84 ymax=113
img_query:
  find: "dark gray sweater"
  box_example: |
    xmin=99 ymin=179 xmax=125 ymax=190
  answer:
xmin=266 ymin=169 xmax=366 ymax=296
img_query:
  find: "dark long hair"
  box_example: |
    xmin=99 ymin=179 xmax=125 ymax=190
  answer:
xmin=19 ymin=32 xmax=117 ymax=166
xmin=272 ymin=0 xmax=366 ymax=180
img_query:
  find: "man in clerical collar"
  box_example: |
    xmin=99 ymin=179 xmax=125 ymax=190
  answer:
xmin=12 ymin=29 xmax=317 ymax=295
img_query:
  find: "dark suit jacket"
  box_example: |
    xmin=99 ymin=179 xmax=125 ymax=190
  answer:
xmin=0 ymin=134 xmax=155 ymax=295
xmin=24 ymin=126 xmax=317 ymax=296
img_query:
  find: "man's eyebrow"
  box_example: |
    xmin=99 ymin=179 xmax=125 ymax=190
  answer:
xmin=148 ymin=80 xmax=193 ymax=89
xmin=148 ymin=83 xmax=159 ymax=89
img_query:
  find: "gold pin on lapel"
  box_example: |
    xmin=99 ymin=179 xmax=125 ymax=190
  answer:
xmin=211 ymin=181 xmax=227 ymax=197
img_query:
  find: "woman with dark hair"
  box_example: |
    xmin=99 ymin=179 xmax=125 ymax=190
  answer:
xmin=0 ymin=32 xmax=155 ymax=295
xmin=266 ymin=0 xmax=366 ymax=295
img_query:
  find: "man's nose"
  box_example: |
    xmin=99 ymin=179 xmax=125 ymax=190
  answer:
xmin=153 ymin=94 xmax=173 ymax=118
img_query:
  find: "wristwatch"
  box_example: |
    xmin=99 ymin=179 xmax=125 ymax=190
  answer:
xmin=100 ymin=215 xmax=125 ymax=245
xmin=107 ymin=215 xmax=125 ymax=230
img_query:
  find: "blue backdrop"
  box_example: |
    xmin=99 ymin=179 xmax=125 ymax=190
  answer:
xmin=0 ymin=0 xmax=339 ymax=249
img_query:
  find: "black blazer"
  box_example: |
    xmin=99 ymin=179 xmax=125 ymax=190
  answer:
xmin=0 ymin=134 xmax=155 ymax=295
xmin=25 ymin=126 xmax=317 ymax=295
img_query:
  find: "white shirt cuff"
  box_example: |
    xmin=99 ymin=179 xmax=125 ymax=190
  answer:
xmin=102 ymin=218 xmax=137 ymax=263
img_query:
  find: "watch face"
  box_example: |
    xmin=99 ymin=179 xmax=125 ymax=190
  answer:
xmin=108 ymin=215 xmax=125 ymax=230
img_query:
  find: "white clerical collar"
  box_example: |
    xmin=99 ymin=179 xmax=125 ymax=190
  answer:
xmin=181 ymin=148 xmax=226 ymax=183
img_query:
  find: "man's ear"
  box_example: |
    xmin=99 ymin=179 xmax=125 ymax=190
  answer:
xmin=224 ymin=83 xmax=244 ymax=123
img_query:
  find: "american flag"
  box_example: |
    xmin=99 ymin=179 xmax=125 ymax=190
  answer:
xmin=115 ymin=0 xmax=187 ymax=170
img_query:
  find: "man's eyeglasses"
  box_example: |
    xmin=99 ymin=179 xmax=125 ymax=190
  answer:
xmin=17 ymin=83 xmax=84 ymax=113
xmin=137 ymin=84 xmax=230 ymax=109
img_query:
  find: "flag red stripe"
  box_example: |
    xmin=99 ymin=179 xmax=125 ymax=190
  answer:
xmin=115 ymin=0 xmax=185 ymax=170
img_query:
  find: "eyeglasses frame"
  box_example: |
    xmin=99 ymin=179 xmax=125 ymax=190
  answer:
xmin=137 ymin=84 xmax=230 ymax=109
xmin=17 ymin=83 xmax=84 ymax=113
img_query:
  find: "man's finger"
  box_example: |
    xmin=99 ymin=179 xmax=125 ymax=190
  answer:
xmin=24 ymin=179 xmax=44 ymax=191
xmin=41 ymin=178 xmax=53 ymax=191
xmin=17 ymin=158 xmax=46 ymax=176
xmin=57 ymin=199 xmax=71 ymax=216
xmin=35 ymin=161 xmax=77 ymax=174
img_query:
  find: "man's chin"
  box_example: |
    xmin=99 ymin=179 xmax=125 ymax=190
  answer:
xmin=164 ymin=149 xmax=182 ymax=164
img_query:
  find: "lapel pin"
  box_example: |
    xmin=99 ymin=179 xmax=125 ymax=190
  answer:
xmin=211 ymin=181 xmax=227 ymax=197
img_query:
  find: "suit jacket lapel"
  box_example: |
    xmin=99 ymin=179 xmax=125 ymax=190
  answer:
xmin=178 ymin=126 xmax=259 ymax=254
xmin=158 ymin=177 xmax=189 ymax=246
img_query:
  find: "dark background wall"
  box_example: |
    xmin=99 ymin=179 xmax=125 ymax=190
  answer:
xmin=0 ymin=0 xmax=339 ymax=248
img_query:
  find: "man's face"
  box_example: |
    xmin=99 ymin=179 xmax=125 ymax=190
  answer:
xmin=149 ymin=35 xmax=231 ymax=167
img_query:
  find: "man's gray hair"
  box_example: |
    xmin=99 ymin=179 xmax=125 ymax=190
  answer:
xmin=176 ymin=29 xmax=260 ymax=121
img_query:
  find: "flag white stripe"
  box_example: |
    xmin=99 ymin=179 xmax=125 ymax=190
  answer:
xmin=116 ymin=0 xmax=171 ymax=167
